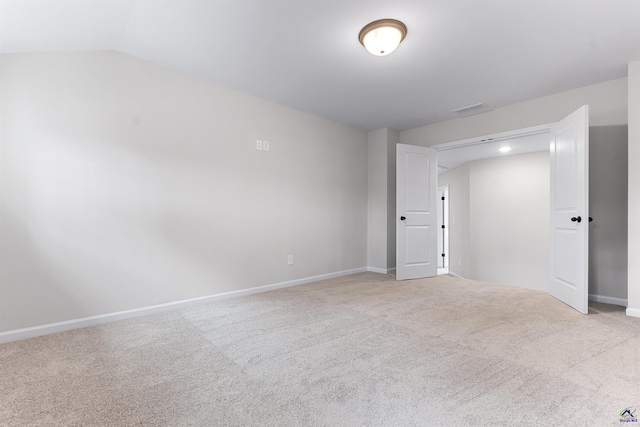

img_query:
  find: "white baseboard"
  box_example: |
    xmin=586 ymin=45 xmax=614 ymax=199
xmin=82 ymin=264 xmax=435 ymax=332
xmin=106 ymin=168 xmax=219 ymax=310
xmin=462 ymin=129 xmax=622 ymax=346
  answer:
xmin=0 ymin=266 xmax=368 ymax=344
xmin=626 ymin=307 xmax=640 ymax=318
xmin=367 ymin=266 xmax=396 ymax=275
xmin=588 ymin=294 xmax=627 ymax=307
xmin=448 ymin=271 xmax=464 ymax=279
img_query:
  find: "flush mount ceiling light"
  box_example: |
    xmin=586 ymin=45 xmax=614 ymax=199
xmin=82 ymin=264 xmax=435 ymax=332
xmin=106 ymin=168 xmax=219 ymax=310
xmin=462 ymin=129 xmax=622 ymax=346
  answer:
xmin=358 ymin=19 xmax=407 ymax=56
xmin=499 ymin=146 xmax=512 ymax=153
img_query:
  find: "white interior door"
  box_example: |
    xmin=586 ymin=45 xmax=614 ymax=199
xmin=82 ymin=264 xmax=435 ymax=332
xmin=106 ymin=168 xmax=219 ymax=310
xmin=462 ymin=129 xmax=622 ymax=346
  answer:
xmin=396 ymin=143 xmax=438 ymax=281
xmin=550 ymin=105 xmax=589 ymax=314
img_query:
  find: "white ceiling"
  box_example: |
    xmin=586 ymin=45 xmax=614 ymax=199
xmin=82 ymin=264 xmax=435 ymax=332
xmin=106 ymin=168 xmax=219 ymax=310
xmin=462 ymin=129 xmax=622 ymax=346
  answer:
xmin=436 ymin=132 xmax=550 ymax=173
xmin=2 ymin=0 xmax=640 ymax=132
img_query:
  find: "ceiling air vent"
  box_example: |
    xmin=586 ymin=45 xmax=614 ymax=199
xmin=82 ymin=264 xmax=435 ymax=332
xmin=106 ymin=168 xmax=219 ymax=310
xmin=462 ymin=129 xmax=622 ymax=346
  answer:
xmin=451 ymin=102 xmax=493 ymax=118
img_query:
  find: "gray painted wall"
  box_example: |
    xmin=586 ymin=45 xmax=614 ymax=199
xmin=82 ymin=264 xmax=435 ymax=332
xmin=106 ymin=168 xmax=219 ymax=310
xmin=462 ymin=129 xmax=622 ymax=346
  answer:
xmin=386 ymin=129 xmax=398 ymax=270
xmin=0 ymin=51 xmax=368 ymax=332
xmin=367 ymin=129 xmax=388 ymax=270
xmin=469 ymin=152 xmax=550 ymax=291
xmin=589 ymin=126 xmax=628 ymax=300
xmin=400 ymin=78 xmax=627 ymax=146
xmin=366 ymin=128 xmax=398 ymax=272
xmin=440 ymin=152 xmax=549 ymax=290
xmin=628 ymin=61 xmax=640 ymax=315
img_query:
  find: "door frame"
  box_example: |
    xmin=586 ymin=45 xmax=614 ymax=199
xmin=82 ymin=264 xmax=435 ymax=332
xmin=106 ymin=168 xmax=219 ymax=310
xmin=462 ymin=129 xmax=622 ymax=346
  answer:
xmin=431 ymin=124 xmax=554 ymax=153
xmin=429 ymin=119 xmax=596 ymax=313
xmin=432 ymin=124 xmax=554 ymax=281
xmin=437 ymin=185 xmax=449 ymax=275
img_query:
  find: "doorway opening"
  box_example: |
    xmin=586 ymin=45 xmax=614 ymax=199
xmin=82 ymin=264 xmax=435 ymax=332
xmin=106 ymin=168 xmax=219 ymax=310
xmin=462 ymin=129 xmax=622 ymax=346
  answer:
xmin=433 ymin=125 xmax=552 ymax=289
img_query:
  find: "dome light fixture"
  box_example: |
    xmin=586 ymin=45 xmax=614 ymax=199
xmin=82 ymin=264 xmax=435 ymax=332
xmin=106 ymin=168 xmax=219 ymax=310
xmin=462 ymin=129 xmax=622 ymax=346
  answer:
xmin=499 ymin=146 xmax=512 ymax=153
xmin=358 ymin=19 xmax=407 ymax=57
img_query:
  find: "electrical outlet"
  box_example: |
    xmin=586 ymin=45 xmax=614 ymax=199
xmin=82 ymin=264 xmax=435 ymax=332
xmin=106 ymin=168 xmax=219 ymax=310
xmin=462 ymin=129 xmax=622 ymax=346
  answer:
xmin=256 ymin=140 xmax=263 ymax=150
xmin=458 ymin=259 xmax=462 ymax=266
xmin=263 ymin=140 xmax=269 ymax=151
xmin=287 ymin=255 xmax=293 ymax=265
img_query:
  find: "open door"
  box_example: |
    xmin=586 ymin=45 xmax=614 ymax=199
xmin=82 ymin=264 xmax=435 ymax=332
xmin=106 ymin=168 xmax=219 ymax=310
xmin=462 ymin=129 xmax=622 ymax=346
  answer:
xmin=550 ymin=105 xmax=589 ymax=314
xmin=396 ymin=143 xmax=438 ymax=281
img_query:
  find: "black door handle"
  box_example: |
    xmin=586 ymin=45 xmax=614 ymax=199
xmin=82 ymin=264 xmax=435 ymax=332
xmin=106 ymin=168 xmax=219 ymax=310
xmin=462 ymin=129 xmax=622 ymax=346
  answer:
xmin=589 ymin=217 xmax=593 ymax=222
xmin=400 ymin=216 xmax=406 ymax=220
xmin=571 ymin=216 xmax=582 ymax=223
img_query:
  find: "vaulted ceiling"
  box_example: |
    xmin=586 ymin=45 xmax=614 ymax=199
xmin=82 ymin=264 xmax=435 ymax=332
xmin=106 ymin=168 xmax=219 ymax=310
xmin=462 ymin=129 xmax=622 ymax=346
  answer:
xmin=2 ymin=0 xmax=639 ymax=131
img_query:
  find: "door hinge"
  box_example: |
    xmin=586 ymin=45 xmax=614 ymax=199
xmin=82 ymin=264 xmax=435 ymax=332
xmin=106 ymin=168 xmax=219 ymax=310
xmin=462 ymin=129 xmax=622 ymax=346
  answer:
xmin=441 ymin=225 xmax=445 ymax=229
xmin=441 ymin=197 xmax=445 ymax=200
xmin=441 ymin=253 xmax=445 ymax=257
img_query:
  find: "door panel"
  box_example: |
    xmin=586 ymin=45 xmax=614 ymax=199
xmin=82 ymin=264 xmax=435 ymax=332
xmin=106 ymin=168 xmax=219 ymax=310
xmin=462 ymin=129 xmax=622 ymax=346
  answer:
xmin=550 ymin=105 xmax=589 ymax=314
xmin=406 ymin=155 xmax=432 ymax=211
xmin=554 ymin=136 xmax=578 ymax=208
xmin=397 ymin=144 xmax=437 ymax=280
xmin=406 ymin=226 xmax=431 ymax=265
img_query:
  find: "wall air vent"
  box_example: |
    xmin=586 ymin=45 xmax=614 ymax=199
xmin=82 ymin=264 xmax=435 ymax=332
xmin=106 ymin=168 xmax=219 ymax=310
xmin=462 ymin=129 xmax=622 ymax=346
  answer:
xmin=438 ymin=164 xmax=450 ymax=173
xmin=451 ymin=102 xmax=493 ymax=118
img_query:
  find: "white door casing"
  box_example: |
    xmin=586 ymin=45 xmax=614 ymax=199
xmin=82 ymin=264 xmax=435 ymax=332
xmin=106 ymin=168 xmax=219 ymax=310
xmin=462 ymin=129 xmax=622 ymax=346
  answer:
xmin=396 ymin=144 xmax=438 ymax=281
xmin=550 ymin=105 xmax=589 ymax=314
xmin=437 ymin=186 xmax=449 ymax=273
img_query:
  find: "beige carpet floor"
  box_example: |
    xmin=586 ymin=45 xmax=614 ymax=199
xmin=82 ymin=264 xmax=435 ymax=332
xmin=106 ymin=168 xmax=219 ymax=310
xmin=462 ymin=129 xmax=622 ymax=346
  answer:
xmin=1 ymin=272 xmax=639 ymax=426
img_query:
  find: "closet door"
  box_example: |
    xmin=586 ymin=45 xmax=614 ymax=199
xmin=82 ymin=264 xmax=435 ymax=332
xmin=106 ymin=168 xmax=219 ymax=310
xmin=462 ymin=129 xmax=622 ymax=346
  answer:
xmin=396 ymin=144 xmax=438 ymax=281
xmin=549 ymin=105 xmax=589 ymax=314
